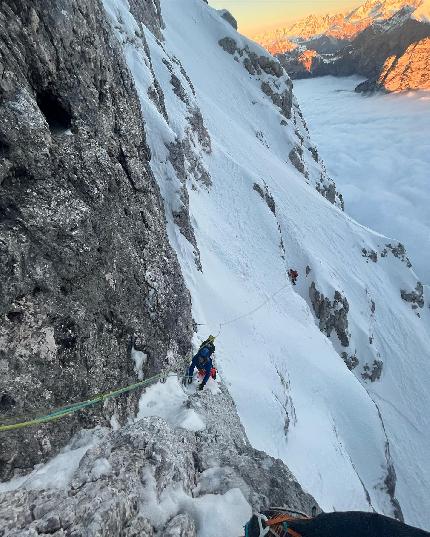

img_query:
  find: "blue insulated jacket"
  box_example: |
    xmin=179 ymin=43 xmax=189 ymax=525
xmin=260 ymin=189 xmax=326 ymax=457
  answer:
xmin=188 ymin=346 xmax=213 ymax=384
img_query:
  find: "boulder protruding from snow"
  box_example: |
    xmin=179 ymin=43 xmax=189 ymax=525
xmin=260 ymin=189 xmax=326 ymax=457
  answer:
xmin=220 ymin=9 xmax=238 ymax=30
xmin=309 ymin=282 xmax=350 ymax=347
xmin=401 ymin=282 xmax=424 ymax=309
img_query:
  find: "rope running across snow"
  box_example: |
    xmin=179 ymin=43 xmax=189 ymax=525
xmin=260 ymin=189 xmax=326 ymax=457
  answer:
xmin=197 ymin=282 xmax=290 ymax=337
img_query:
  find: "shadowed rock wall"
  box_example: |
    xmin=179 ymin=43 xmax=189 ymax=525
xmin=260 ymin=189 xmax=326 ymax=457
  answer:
xmin=0 ymin=0 xmax=192 ymax=480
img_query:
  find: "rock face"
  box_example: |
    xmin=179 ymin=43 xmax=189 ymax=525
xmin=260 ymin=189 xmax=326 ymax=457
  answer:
xmin=0 ymin=0 xmax=192 ymax=481
xmin=357 ymin=36 xmax=430 ymax=91
xmin=401 ymin=282 xmax=424 ymax=309
xmin=0 ymin=383 xmax=319 ymax=536
xmin=127 ymin=0 xmax=165 ymax=40
xmin=309 ymin=282 xmax=350 ymax=347
xmin=362 ymin=359 xmax=384 ymax=381
xmin=219 ymin=9 xmax=237 ymax=30
xmin=253 ymin=183 xmax=276 ymax=215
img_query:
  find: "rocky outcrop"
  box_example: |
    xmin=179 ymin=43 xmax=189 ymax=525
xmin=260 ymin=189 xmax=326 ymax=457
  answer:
xmin=219 ymin=9 xmax=237 ymax=30
xmin=127 ymin=0 xmax=164 ymax=41
xmin=219 ymin=36 xmax=285 ymax=78
xmin=362 ymin=248 xmax=378 ymax=262
xmin=218 ymin=37 xmax=293 ymax=120
xmin=382 ymin=242 xmax=412 ymax=268
xmin=362 ymin=359 xmax=384 ymax=381
xmin=401 ymin=282 xmax=424 ymax=308
xmin=357 ymin=36 xmax=430 ymax=92
xmin=168 ymin=140 xmax=203 ymax=271
xmin=0 ymin=0 xmax=192 ymax=480
xmin=341 ymin=352 xmax=359 ymax=370
xmin=261 ymin=81 xmax=293 ymax=120
xmin=309 ymin=283 xmax=350 ymax=347
xmin=358 ymin=242 xmax=413 ymax=268
xmin=0 ymin=382 xmax=319 ymax=535
xmin=289 ymin=146 xmax=306 ymax=174
xmin=253 ymin=183 xmax=276 ymax=215
xmin=218 ymin=36 xmax=237 ymax=55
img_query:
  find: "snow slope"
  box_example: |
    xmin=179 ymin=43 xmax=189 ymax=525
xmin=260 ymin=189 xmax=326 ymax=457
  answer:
xmin=103 ymin=0 xmax=430 ymax=529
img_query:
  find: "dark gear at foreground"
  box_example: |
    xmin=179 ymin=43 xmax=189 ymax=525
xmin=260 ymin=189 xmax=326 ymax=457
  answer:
xmin=244 ymin=510 xmax=430 ymax=537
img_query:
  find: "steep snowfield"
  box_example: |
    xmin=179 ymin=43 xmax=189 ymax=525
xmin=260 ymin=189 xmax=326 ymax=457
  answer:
xmin=103 ymin=0 xmax=430 ymax=529
xmin=294 ymin=76 xmax=430 ymax=284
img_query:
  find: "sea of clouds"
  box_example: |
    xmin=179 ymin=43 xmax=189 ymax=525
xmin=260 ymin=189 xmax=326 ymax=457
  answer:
xmin=294 ymin=76 xmax=430 ymax=284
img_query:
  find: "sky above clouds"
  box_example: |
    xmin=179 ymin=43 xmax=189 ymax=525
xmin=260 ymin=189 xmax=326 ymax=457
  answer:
xmin=208 ymin=0 xmax=361 ymax=34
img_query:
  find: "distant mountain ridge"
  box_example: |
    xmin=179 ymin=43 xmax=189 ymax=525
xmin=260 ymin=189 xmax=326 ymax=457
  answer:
xmin=253 ymin=0 xmax=424 ymax=54
xmin=254 ymin=0 xmax=430 ymax=92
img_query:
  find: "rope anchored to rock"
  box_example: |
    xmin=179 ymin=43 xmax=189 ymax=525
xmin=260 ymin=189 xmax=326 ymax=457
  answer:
xmin=0 ymin=371 xmax=175 ymax=433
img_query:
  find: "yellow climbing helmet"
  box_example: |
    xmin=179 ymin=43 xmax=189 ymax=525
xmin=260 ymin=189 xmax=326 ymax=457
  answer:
xmin=200 ymin=335 xmax=215 ymax=349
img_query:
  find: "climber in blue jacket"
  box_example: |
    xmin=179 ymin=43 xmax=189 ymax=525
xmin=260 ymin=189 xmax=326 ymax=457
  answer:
xmin=187 ymin=336 xmax=215 ymax=390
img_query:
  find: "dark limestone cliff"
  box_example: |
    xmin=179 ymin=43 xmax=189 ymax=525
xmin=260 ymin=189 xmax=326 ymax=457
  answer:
xmin=0 ymin=0 xmax=192 ymax=480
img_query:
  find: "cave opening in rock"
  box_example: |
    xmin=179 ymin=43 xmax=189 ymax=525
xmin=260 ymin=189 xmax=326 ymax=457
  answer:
xmin=0 ymin=393 xmax=16 ymax=412
xmin=6 ymin=310 xmax=24 ymax=323
xmin=36 ymin=89 xmax=72 ymax=133
xmin=0 ymin=139 xmax=10 ymax=158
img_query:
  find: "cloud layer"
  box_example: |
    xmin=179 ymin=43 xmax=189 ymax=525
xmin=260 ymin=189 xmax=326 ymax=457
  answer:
xmin=295 ymin=76 xmax=430 ymax=283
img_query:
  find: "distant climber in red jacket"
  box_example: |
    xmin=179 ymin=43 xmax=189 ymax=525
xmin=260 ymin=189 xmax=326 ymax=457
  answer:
xmin=288 ymin=268 xmax=298 ymax=286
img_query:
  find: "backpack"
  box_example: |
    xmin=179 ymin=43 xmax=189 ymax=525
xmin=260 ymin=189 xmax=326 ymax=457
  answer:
xmin=199 ymin=341 xmax=215 ymax=356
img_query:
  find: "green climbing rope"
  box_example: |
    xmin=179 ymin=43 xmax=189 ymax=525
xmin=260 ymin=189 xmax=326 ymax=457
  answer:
xmin=0 ymin=372 xmax=172 ymax=433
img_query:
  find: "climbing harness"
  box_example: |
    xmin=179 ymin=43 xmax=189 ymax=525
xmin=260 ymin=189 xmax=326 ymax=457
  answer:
xmin=0 ymin=371 xmax=174 ymax=433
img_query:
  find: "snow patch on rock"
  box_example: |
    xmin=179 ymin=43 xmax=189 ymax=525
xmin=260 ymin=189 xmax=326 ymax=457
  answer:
xmin=138 ymin=375 xmax=206 ymax=432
